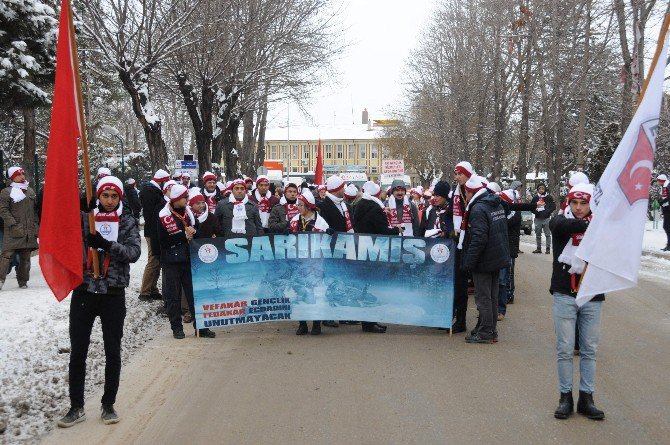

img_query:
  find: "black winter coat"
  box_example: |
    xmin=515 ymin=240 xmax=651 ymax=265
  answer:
xmin=157 ymin=206 xmax=198 ymax=264
xmin=353 ymin=198 xmax=401 ymax=235
xmin=461 ymin=192 xmax=511 ymax=273
xmin=124 ymin=185 xmax=142 ymax=219
xmin=501 ymin=201 xmax=536 ymax=258
xmin=419 ymin=204 xmax=454 ymax=238
xmin=78 ymin=204 xmax=142 ymax=294
xmin=319 ymin=196 xmax=351 ymax=232
xmin=530 ymin=193 xmax=556 ymax=219
xmin=195 ymin=213 xmax=223 ymax=239
xmin=215 ymin=200 xmax=264 ymax=238
xmin=140 ymin=182 xmax=165 ymax=238
xmin=549 ymin=215 xmax=604 ymax=301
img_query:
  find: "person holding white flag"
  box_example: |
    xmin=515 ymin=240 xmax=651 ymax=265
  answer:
xmin=549 ymin=183 xmax=605 ymax=420
xmin=575 ymin=20 xmax=669 ymax=305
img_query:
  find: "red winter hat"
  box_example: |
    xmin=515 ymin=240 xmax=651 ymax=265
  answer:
xmin=170 ymin=184 xmax=189 ymax=202
xmin=97 ymin=176 xmax=124 ymax=199
xmin=153 ymin=169 xmax=170 ymax=183
xmin=568 ymin=183 xmax=594 ymax=203
xmin=202 ymin=171 xmax=217 ymax=183
xmin=8 ymin=167 xmax=25 ymax=181
xmin=454 ymin=161 xmax=474 ymax=178
xmin=256 ymin=175 xmax=270 ymax=185
xmin=188 ymin=189 xmax=205 ymax=205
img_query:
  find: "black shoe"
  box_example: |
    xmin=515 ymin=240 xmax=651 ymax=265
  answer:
xmin=173 ymin=330 xmax=185 ymax=339
xmin=451 ymin=321 xmax=467 ymax=333
xmin=311 ymin=322 xmax=322 ymax=335
xmin=296 ymin=322 xmax=308 ymax=335
xmin=150 ymin=293 xmax=163 ymax=301
xmin=156 ymin=306 xmax=168 ymax=318
xmin=57 ymin=407 xmax=86 ymax=428
xmin=374 ymin=323 xmax=387 ymax=329
xmin=101 ymin=404 xmax=120 ymax=425
xmin=340 ymin=320 xmax=361 ymax=325
xmin=198 ymin=328 xmax=216 ymax=338
xmin=545 ymin=248 xmax=550 ymax=254
xmin=362 ymin=323 xmax=386 ymax=333
xmin=322 ymin=320 xmax=339 ymax=328
xmin=577 ymin=391 xmax=604 ymax=420
xmin=508 ymin=295 xmax=515 ymax=304
xmin=554 ymin=392 xmax=574 ymax=419
xmin=532 ymin=249 xmax=542 ymax=254
xmin=138 ymin=294 xmax=152 ymax=302
xmin=662 ymin=245 xmax=670 ymax=251
xmin=465 ymin=333 xmax=494 ymax=344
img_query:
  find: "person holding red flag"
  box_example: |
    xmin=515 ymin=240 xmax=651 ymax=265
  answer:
xmin=57 ymin=176 xmax=141 ymax=428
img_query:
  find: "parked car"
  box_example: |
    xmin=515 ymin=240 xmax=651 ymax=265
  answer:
xmin=520 ymin=211 xmax=533 ymax=235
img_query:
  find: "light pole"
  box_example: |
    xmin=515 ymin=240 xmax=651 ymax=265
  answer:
xmin=101 ymin=125 xmax=125 ymax=181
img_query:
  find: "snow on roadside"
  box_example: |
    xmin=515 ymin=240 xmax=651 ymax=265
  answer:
xmin=0 ymin=239 xmax=166 ymax=444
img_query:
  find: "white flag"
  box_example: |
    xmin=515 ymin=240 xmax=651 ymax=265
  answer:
xmin=575 ymin=33 xmax=669 ymax=306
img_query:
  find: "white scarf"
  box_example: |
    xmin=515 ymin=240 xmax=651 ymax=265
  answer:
xmin=387 ymin=195 xmax=414 ymax=237
xmin=507 ymin=190 xmax=521 ymax=219
xmin=457 ymin=188 xmax=487 ymax=250
xmin=255 ymin=189 xmax=272 ymax=228
xmin=557 ymin=212 xmax=591 ymax=275
xmin=192 ymin=207 xmax=209 ymax=224
xmin=229 ymin=194 xmax=249 ymax=234
xmin=289 ymin=212 xmax=330 ymax=233
xmin=326 ymin=192 xmax=354 ymax=233
xmin=362 ymin=193 xmax=385 ymax=209
xmin=10 ymin=181 xmax=29 ymax=203
xmin=94 ymin=202 xmax=123 ymax=243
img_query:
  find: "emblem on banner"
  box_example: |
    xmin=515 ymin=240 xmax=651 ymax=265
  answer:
xmin=198 ymin=244 xmax=219 ymax=263
xmin=617 ymin=119 xmax=658 ymax=205
xmin=99 ymin=223 xmax=112 ymax=236
xmin=430 ymin=243 xmax=450 ymax=263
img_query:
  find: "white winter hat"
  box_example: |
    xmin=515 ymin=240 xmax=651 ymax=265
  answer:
xmin=202 ymin=171 xmax=216 ymax=182
xmin=454 ymin=161 xmax=474 ymax=178
xmin=169 ymin=184 xmax=189 ymax=202
xmin=299 ymin=189 xmax=317 ymax=209
xmin=344 ymin=184 xmax=358 ymax=199
xmin=256 ymin=175 xmax=270 ymax=185
xmin=363 ymin=181 xmax=381 ymax=197
xmin=415 ymin=185 xmax=424 ymax=195
xmin=96 ymin=176 xmax=124 ymax=199
xmin=216 ymin=181 xmax=226 ymax=191
xmin=97 ymin=167 xmax=112 ymax=179
xmin=568 ymin=183 xmax=594 ymax=203
xmin=487 ymin=181 xmax=501 ymax=193
xmin=657 ymin=174 xmax=668 ymax=182
xmin=163 ymin=180 xmax=178 ymax=195
xmin=182 ymin=172 xmax=191 ymax=179
xmin=464 ymin=176 xmax=485 ymax=193
xmin=568 ymin=171 xmax=589 ymax=187
xmin=499 ymin=190 xmax=515 ymax=203
xmin=7 ymin=166 xmax=25 ymax=181
xmin=152 ymin=169 xmax=170 ymax=183
xmin=188 ymin=188 xmax=205 ymax=205
xmin=326 ymin=175 xmax=345 ymax=192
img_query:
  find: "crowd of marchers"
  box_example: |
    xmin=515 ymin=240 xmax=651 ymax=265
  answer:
xmin=1 ymin=161 xmax=669 ymax=428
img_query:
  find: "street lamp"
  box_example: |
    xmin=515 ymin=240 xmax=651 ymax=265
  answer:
xmin=101 ymin=125 xmax=125 ymax=181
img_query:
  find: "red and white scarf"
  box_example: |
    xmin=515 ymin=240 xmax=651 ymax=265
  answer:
xmin=229 ymin=194 xmax=249 ymax=234
xmin=326 ymin=192 xmax=353 ymax=233
xmin=662 ymin=181 xmax=668 ymax=200
xmin=289 ymin=213 xmax=329 ymax=233
xmin=536 ymin=192 xmax=547 ymax=212
xmin=452 ymin=185 xmax=464 ymax=233
xmin=424 ymin=205 xmax=447 ymax=238
xmin=94 ymin=202 xmax=123 ymax=243
xmin=255 ymin=189 xmax=272 ymax=227
xmin=202 ymin=188 xmax=218 ymax=214
xmin=280 ymin=196 xmax=300 ymax=220
xmin=386 ymin=195 xmax=414 ymax=237
xmin=558 ymin=212 xmax=592 ymax=275
xmin=158 ymin=203 xmax=195 ymax=235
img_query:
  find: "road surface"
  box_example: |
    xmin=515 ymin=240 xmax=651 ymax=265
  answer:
xmin=42 ymin=246 xmax=670 ymax=444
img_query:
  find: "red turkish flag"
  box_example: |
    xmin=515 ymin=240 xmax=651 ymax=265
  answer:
xmin=314 ymin=139 xmax=324 ymax=185
xmin=616 ymin=124 xmax=655 ymax=205
xmin=38 ymin=0 xmax=83 ymax=301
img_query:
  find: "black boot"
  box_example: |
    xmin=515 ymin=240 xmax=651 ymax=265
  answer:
xmin=554 ymin=392 xmax=574 ymax=419
xmin=296 ymin=321 xmax=308 ymax=335
xmin=311 ymin=321 xmax=322 ymax=335
xmin=451 ymin=320 xmax=467 ymax=333
xmin=577 ymin=391 xmax=605 ymax=420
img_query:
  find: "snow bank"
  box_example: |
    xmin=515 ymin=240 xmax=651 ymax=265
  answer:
xmin=0 ymin=240 xmax=165 ymax=443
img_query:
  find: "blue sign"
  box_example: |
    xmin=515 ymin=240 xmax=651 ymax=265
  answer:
xmin=190 ymin=234 xmax=455 ymax=329
xmin=180 ymin=160 xmax=198 ymax=169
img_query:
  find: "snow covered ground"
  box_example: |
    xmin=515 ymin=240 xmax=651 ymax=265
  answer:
xmin=0 ymin=240 xmax=166 ymax=444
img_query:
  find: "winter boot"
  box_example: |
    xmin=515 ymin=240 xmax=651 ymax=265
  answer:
xmin=546 ymin=247 xmax=551 ymax=254
xmin=101 ymin=404 xmax=120 ymax=425
xmin=57 ymin=407 xmax=86 ymax=428
xmin=577 ymin=391 xmax=605 ymax=420
xmin=197 ymin=328 xmax=216 ymax=338
xmin=296 ymin=321 xmax=309 ymax=335
xmin=554 ymin=392 xmax=574 ymax=419
xmin=310 ymin=321 xmax=322 ymax=335
xmin=173 ymin=330 xmax=185 ymax=339
xmin=532 ymin=248 xmax=542 ymax=254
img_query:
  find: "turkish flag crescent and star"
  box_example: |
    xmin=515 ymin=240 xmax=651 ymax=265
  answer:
xmin=39 ymin=0 xmax=84 ymax=301
xmin=575 ymin=31 xmax=668 ymax=306
xmin=314 ymin=139 xmax=324 ymax=185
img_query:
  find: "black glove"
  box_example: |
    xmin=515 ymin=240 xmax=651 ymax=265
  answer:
xmin=86 ymin=232 xmax=113 ymax=251
xmin=326 ymin=228 xmax=335 ymax=235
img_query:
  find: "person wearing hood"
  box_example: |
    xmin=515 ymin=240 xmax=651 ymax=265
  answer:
xmin=531 ymin=182 xmax=556 ymax=254
xmin=249 ymin=175 xmax=280 ymax=231
xmin=459 ymin=176 xmax=510 ymax=344
xmin=268 ymin=182 xmax=300 ymax=233
xmin=138 ymin=169 xmax=171 ymax=302
xmin=57 ymin=176 xmax=141 ymax=428
xmin=216 ymin=179 xmax=264 ymax=238
xmin=549 ymin=183 xmax=605 ymax=421
xmin=452 ymin=161 xmax=475 ymax=333
xmin=657 ymin=173 xmax=670 ymax=250
xmin=385 ymin=179 xmax=420 ymax=237
xmin=0 ymin=167 xmax=39 ymax=290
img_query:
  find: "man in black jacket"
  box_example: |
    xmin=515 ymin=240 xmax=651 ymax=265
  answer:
xmin=319 ymin=175 xmax=354 ymax=233
xmin=657 ymin=174 xmax=670 ymax=250
xmin=123 ymin=178 xmax=141 ymax=219
xmin=216 ymin=179 xmax=263 ymax=238
xmin=419 ymin=181 xmax=454 ymax=238
xmin=531 ymin=182 xmax=556 ymax=254
xmin=459 ymin=176 xmax=510 ymax=344
xmin=138 ymin=169 xmax=170 ymax=301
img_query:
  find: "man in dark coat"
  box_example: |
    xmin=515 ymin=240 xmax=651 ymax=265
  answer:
xmin=451 ymin=161 xmax=475 ymax=332
xmin=249 ymin=175 xmax=280 ymax=231
xmin=138 ymin=169 xmax=171 ymax=301
xmin=459 ymin=176 xmax=510 ymax=344
xmin=123 ymin=178 xmax=142 ymax=219
xmin=268 ymin=182 xmax=300 ymax=234
xmin=385 ymin=179 xmax=420 ymax=237
xmin=318 ymin=175 xmax=354 ymax=234
xmin=531 ymin=182 xmax=556 ymax=254
xmin=216 ymin=179 xmax=263 ymax=238
xmin=657 ymin=174 xmax=670 ymax=250
xmin=419 ymin=181 xmax=454 ymax=238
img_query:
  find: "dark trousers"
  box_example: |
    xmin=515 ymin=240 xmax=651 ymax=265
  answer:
xmin=509 ymin=257 xmax=516 ymax=298
xmin=664 ymin=212 xmax=670 ymax=246
xmin=498 ymin=266 xmax=510 ymax=314
xmin=0 ymin=248 xmax=31 ymax=284
xmin=454 ymin=249 xmax=469 ymax=322
xmin=69 ymin=290 xmax=126 ymax=409
xmin=472 ymin=271 xmax=500 ymax=339
xmin=162 ymin=262 xmax=195 ymax=332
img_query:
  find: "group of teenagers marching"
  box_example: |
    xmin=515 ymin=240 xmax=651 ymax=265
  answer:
xmin=0 ymin=158 xmax=611 ymax=427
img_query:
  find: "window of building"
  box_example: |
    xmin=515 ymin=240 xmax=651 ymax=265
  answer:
xmin=371 ymin=144 xmax=378 ymax=159
xmin=280 ymin=145 xmax=287 ymax=159
xmin=291 ymin=145 xmax=298 ymax=158
xmin=270 ymin=145 xmax=277 ymax=159
xmin=359 ymin=144 xmax=366 ymax=159
xmin=336 ymin=144 xmax=343 ymax=159
xmin=383 ymin=147 xmax=390 ymax=158
xmin=303 ymin=145 xmax=309 ymax=159
xmin=303 ymin=167 xmax=309 ymax=173
xmin=371 ymin=167 xmax=378 ymax=174
xmin=325 ymin=144 xmax=333 ymax=159
xmin=348 ymin=144 xmax=356 ymax=160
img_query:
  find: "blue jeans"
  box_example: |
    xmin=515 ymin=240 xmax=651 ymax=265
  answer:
xmin=553 ymin=293 xmax=602 ymax=393
xmin=498 ymin=266 xmax=510 ymax=314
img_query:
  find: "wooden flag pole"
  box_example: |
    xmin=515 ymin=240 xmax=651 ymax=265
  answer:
xmin=67 ymin=0 xmax=100 ymax=278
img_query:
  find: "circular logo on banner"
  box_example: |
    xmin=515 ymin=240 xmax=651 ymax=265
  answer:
xmin=198 ymin=244 xmax=219 ymax=264
xmin=99 ymin=223 xmax=112 ymax=236
xmin=430 ymin=243 xmax=450 ymax=263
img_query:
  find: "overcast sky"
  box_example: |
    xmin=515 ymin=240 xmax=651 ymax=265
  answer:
xmin=266 ymin=0 xmax=435 ymax=130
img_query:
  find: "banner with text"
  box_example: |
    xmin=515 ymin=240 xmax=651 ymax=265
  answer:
xmin=190 ymin=234 xmax=454 ymax=329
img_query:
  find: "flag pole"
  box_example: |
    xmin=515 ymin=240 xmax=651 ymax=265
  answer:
xmin=66 ymin=0 xmax=100 ymax=278
xmin=577 ymin=11 xmax=670 ymax=292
